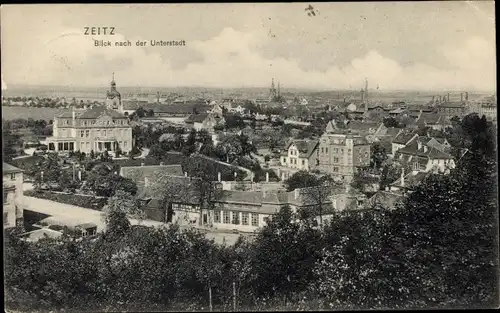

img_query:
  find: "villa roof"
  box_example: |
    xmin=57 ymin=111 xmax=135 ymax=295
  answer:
xmin=396 ymin=138 xmax=454 ymax=160
xmin=78 ymin=106 xmax=127 ymax=119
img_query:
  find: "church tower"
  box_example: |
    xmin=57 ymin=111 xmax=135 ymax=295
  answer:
xmin=105 ymin=73 xmax=123 ymax=113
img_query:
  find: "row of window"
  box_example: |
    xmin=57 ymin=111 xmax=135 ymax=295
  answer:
xmin=62 ymin=119 xmax=128 ymax=126
xmin=214 ymin=211 xmax=259 ymax=226
xmin=321 ymin=147 xmax=351 ymax=154
xmin=80 ymin=129 xmax=129 ymax=138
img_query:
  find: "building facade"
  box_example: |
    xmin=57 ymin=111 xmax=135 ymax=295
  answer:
xmin=317 ymin=122 xmax=371 ymax=182
xmin=46 ymin=77 xmax=133 ymax=154
xmin=3 ymin=163 xmax=24 ymax=229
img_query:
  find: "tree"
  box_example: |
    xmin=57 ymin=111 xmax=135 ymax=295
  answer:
xmin=300 ymin=174 xmax=338 ymax=226
xmin=383 ymin=117 xmax=399 ymax=128
xmin=135 ymin=107 xmax=146 ymax=118
xmin=284 ymin=170 xmax=319 ymax=192
xmin=146 ymin=109 xmax=154 ymax=117
xmin=102 ymin=190 xmax=144 ymax=229
xmin=370 ymin=142 xmax=388 ymax=170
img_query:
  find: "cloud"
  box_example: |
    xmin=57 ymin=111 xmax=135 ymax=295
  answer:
xmin=3 ymin=26 xmax=496 ymax=91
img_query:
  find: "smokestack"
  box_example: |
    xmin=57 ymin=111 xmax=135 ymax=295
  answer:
xmin=401 ymin=167 xmax=405 ymax=187
xmin=461 ymin=93 xmax=463 ymax=102
xmin=265 ymin=172 xmax=269 ymax=183
xmin=447 ymin=93 xmax=450 ymax=102
xmin=157 ymin=91 xmax=160 ymax=104
xmin=465 ymin=92 xmax=469 ymax=101
xmin=218 ymin=172 xmax=221 ymax=182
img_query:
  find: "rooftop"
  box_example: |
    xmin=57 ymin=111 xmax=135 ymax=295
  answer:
xmin=3 ymin=163 xmax=23 ymax=174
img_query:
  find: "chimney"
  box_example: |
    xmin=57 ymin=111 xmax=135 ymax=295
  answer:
xmin=360 ymin=89 xmax=364 ymax=102
xmin=141 ymin=162 xmax=145 ymax=167
xmin=465 ymin=92 xmax=469 ymax=101
xmin=400 ymin=167 xmax=405 ymax=187
xmin=160 ymin=162 xmax=164 ymax=166
xmin=294 ymin=188 xmax=300 ymax=200
xmin=218 ymin=172 xmax=221 ymax=182
xmin=184 ymin=172 xmax=188 ymax=177
xmin=447 ymin=93 xmax=450 ymax=102
xmin=461 ymin=93 xmax=463 ymax=102
xmin=157 ymin=91 xmax=160 ymax=104
xmin=265 ymin=172 xmax=269 ymax=183
xmin=78 ymin=170 xmax=82 ymax=181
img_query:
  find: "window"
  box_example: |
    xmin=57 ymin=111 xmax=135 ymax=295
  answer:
xmin=3 ymin=191 xmax=8 ymax=204
xmin=251 ymin=213 xmax=259 ymax=226
xmin=334 ymin=148 xmax=338 ymax=153
xmin=334 ymin=157 xmax=339 ymax=163
xmin=214 ymin=211 xmax=220 ymax=223
xmin=96 ymin=130 xmax=101 ymax=137
xmin=413 ymin=162 xmax=420 ymax=171
xmin=103 ymin=130 xmax=106 ymax=137
xmin=301 ymin=160 xmax=305 ymax=166
xmin=83 ymin=121 xmax=87 ymax=126
xmin=3 ymin=212 xmax=8 ymax=225
xmin=86 ymin=142 xmax=90 ymax=149
xmin=333 ymin=167 xmax=339 ymax=172
xmin=232 ymin=212 xmax=240 ymax=225
xmin=80 ymin=130 xmax=85 ymax=138
xmin=223 ymin=211 xmax=230 ymax=224
xmin=10 ymin=173 xmax=15 ymax=180
xmin=124 ymin=141 xmax=128 ymax=148
xmin=282 ymin=158 xmax=286 ymax=163
xmin=242 ymin=212 xmax=249 ymax=225
xmin=325 ymin=148 xmax=328 ymax=153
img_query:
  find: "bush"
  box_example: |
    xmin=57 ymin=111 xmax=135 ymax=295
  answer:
xmin=24 ymin=190 xmax=108 ymax=211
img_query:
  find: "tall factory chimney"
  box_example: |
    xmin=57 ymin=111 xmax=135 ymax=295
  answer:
xmin=364 ymin=77 xmax=369 ymax=103
xmin=465 ymin=92 xmax=469 ymax=101
xmin=157 ymin=91 xmax=160 ymax=104
xmin=461 ymin=93 xmax=463 ymax=102
xmin=447 ymin=93 xmax=450 ymax=102
xmin=360 ymin=89 xmax=364 ymax=102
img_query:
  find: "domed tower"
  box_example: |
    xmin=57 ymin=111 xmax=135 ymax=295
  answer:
xmin=106 ymin=73 xmax=123 ymax=113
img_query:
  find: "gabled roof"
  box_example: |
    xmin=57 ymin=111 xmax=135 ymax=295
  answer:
xmin=397 ymin=138 xmax=454 ymax=160
xmin=393 ymin=131 xmax=418 ymax=145
xmin=346 ymin=121 xmax=378 ymax=133
xmin=3 ymin=163 xmax=23 ymax=174
xmin=390 ymin=171 xmax=429 ymax=189
xmin=364 ymin=190 xmax=404 ymax=210
xmin=287 ymin=140 xmax=319 ymax=158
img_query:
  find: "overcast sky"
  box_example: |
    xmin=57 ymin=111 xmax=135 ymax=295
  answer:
xmin=1 ymin=3 xmax=496 ymax=91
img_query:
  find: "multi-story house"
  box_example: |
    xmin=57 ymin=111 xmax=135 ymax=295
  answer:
xmin=3 ymin=163 xmax=24 ymax=229
xmin=317 ymin=120 xmax=371 ymax=182
xmin=45 ymin=77 xmax=133 ymax=155
xmin=468 ymin=95 xmax=497 ymax=121
xmin=394 ymin=137 xmax=455 ymax=173
xmin=279 ymin=140 xmax=319 ymax=180
xmin=392 ymin=131 xmax=418 ymax=156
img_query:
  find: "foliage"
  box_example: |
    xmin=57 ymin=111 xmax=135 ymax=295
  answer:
xmin=283 ymin=170 xmax=320 ymax=191
xmin=383 ymin=117 xmax=401 ymax=128
xmin=370 ymin=141 xmax=388 ymax=170
xmin=24 ymin=190 xmax=108 ymax=211
xmin=85 ymin=172 xmax=138 ymax=197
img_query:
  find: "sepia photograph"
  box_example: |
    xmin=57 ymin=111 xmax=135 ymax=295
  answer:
xmin=1 ymin=2 xmax=498 ymax=311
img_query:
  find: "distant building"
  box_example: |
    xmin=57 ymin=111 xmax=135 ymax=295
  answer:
xmin=3 ymin=163 xmax=24 ymax=229
xmin=392 ymin=131 xmax=418 ymax=156
xmin=394 ymin=136 xmax=455 ymax=173
xmin=317 ymin=120 xmax=371 ymax=183
xmin=45 ymin=76 xmax=133 ymax=155
xmin=185 ymin=112 xmax=225 ymax=132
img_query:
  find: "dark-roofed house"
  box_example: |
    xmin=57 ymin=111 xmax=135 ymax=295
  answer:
xmin=392 ymin=131 xmax=418 ymax=155
xmin=364 ymin=190 xmax=404 ymax=210
xmin=3 ymin=163 xmax=24 ymax=229
xmin=389 ymin=168 xmax=430 ymax=193
xmin=185 ymin=113 xmax=225 ymax=132
xmin=346 ymin=120 xmax=379 ymax=138
xmin=416 ymin=112 xmax=449 ymax=131
xmin=279 ymin=139 xmax=319 ymax=179
xmin=374 ymin=124 xmax=403 ymax=144
xmin=394 ymin=137 xmax=455 ymax=173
